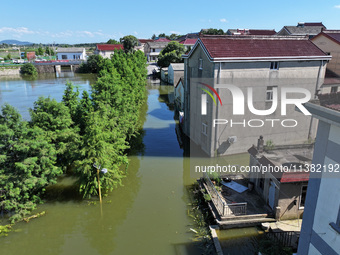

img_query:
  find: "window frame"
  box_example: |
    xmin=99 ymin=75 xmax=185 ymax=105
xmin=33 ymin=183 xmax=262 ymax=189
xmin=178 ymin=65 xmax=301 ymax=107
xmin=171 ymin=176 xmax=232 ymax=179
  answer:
xmin=270 ymin=61 xmax=279 ymax=70
xmin=331 ymin=86 xmax=338 ymax=93
xmin=198 ymin=58 xmax=203 ymax=70
xmin=299 ymin=185 xmax=308 ymax=209
xmin=266 ymin=86 xmax=277 ymax=101
xmin=202 ymin=122 xmax=208 ymax=136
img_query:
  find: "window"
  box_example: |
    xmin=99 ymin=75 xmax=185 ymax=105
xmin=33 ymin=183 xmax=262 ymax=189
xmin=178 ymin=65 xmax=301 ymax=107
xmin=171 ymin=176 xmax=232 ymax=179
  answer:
xmin=299 ymin=185 xmax=307 ymax=209
xmin=202 ymin=123 xmax=207 ymax=136
xmin=330 ymin=205 xmax=340 ymax=234
xmin=270 ymin=62 xmax=279 ymax=70
xmin=62 ymin=55 xmax=67 ymax=60
xmin=331 ymin=86 xmax=338 ymax=93
xmin=198 ymin=58 xmax=203 ymax=70
xmin=266 ymin=86 xmax=277 ymax=101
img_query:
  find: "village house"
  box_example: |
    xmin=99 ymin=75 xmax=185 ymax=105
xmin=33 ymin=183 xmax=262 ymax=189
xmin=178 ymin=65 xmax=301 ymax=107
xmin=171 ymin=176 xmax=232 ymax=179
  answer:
xmin=136 ymin=39 xmax=153 ymax=52
xmin=277 ymin=22 xmax=326 ymax=38
xmin=248 ymin=138 xmax=313 ymax=220
xmin=311 ymin=30 xmax=340 ymax=94
xmin=56 ymin=47 xmax=86 ymax=61
xmin=226 ymin=29 xmax=276 ymax=36
xmin=174 ymin=77 xmax=185 ymax=111
xmin=167 ymin=63 xmax=184 ymax=85
xmin=144 ymin=41 xmax=169 ymax=62
xmin=177 ymin=33 xmax=199 ymax=50
xmin=297 ymin=93 xmax=340 ymax=255
xmin=182 ymin=35 xmax=331 ymax=156
xmin=94 ymin=44 xmax=124 ymax=58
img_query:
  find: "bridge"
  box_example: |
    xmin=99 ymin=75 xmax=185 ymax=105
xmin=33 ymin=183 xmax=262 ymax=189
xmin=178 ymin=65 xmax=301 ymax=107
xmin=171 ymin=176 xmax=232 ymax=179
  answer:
xmin=33 ymin=60 xmax=85 ymax=74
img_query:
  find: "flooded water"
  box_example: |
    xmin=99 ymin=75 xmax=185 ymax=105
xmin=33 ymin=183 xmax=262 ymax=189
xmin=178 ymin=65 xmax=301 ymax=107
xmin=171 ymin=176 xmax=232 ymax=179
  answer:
xmin=0 ymin=74 xmax=252 ymax=255
xmin=0 ymin=75 xmax=199 ymax=255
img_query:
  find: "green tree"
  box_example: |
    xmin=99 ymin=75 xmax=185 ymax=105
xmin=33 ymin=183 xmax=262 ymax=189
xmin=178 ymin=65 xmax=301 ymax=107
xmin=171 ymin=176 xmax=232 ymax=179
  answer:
xmin=107 ymin=39 xmax=120 ymax=44
xmin=62 ymin=82 xmax=80 ymax=120
xmin=157 ymin=41 xmax=185 ymax=67
xmin=0 ymin=104 xmax=62 ymax=222
xmin=36 ymin=47 xmax=44 ymax=56
xmin=20 ymin=63 xmax=38 ymax=76
xmin=202 ymin=28 xmax=225 ymax=35
xmin=151 ymin=34 xmax=156 ymax=40
xmin=79 ymin=55 xmax=103 ymax=73
xmin=120 ymin=35 xmax=138 ymax=53
xmin=169 ymin=33 xmax=178 ymax=40
xmin=158 ymin=33 xmax=166 ymax=38
xmin=29 ymin=97 xmax=80 ymax=171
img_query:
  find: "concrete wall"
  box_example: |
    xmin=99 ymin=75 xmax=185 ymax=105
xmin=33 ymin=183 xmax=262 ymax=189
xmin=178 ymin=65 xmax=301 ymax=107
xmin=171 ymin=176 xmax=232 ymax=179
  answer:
xmin=298 ymin=112 xmax=340 ymax=255
xmin=278 ymin=183 xmax=306 ymax=220
xmin=0 ymin=67 xmax=20 ymax=76
xmin=168 ymin=65 xmax=184 ymax=85
xmin=174 ymin=80 xmax=184 ymax=111
xmin=312 ymin=35 xmax=340 ymax=76
xmin=185 ymin=42 xmax=327 ymax=156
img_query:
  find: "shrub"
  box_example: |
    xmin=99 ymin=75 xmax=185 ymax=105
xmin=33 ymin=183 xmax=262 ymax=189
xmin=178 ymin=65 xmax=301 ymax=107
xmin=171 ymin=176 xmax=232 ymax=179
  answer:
xmin=20 ymin=63 xmax=37 ymax=76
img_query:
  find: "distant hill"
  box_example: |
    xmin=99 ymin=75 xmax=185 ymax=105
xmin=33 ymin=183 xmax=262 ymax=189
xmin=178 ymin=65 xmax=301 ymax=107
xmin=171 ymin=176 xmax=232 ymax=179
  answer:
xmin=0 ymin=39 xmax=34 ymax=45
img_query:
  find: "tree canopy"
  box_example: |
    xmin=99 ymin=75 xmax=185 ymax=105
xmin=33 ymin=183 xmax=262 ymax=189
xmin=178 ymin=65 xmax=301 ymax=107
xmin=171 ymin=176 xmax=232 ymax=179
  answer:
xmin=157 ymin=41 xmax=186 ymax=68
xmin=0 ymin=48 xmax=148 ymax=222
xmin=120 ymin=35 xmax=138 ymax=53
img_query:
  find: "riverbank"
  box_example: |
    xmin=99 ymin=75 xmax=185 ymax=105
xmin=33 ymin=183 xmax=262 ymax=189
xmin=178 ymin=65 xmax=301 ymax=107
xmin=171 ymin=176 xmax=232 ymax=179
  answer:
xmin=0 ymin=66 xmax=20 ymax=76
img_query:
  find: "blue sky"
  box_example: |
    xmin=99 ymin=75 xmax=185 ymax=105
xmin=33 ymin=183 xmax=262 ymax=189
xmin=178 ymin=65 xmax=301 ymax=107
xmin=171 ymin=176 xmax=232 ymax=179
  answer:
xmin=1 ymin=0 xmax=340 ymax=44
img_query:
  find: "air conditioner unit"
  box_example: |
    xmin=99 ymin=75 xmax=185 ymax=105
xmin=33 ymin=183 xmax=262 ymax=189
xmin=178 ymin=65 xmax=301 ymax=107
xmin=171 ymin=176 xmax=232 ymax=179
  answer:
xmin=228 ymin=136 xmax=237 ymax=144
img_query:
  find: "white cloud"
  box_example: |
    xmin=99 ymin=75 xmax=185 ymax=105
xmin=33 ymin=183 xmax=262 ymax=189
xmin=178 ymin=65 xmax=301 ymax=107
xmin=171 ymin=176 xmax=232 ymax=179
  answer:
xmin=0 ymin=27 xmax=36 ymax=37
xmin=335 ymin=5 xmax=340 ymax=8
xmin=220 ymin=18 xmax=228 ymax=23
xmin=134 ymin=31 xmax=138 ymax=35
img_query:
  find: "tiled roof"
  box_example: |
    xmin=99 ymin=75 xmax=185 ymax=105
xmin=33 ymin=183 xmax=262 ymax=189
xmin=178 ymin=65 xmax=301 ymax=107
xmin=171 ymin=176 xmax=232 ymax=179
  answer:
xmin=195 ymin=35 xmax=329 ymax=60
xmin=170 ymin=63 xmax=184 ymax=71
xmin=313 ymin=30 xmax=340 ymax=46
xmin=146 ymin=41 xmax=169 ymax=48
xmin=154 ymin=37 xmax=171 ymax=42
xmin=282 ymin=25 xmax=324 ymax=36
xmin=317 ymin=92 xmax=340 ymax=112
xmin=96 ymin=44 xmax=123 ymax=51
xmin=179 ymin=38 xmax=197 ymax=45
xmin=139 ymin=39 xmax=153 ymax=44
xmin=57 ymin=47 xmax=84 ymax=53
xmin=227 ymin=29 xmax=276 ymax=36
xmin=280 ymin=172 xmax=310 ymax=183
xmin=304 ymin=22 xmax=326 ymax=28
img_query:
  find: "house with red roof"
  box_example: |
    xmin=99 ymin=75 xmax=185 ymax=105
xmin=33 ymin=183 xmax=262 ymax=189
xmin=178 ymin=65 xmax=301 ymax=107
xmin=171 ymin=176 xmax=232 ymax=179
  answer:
xmin=182 ymin=35 xmax=331 ymax=156
xmin=248 ymin=139 xmax=313 ymax=220
xmin=136 ymin=39 xmax=154 ymax=52
xmin=94 ymin=44 xmax=124 ymax=58
xmin=312 ymin=30 xmax=340 ymax=93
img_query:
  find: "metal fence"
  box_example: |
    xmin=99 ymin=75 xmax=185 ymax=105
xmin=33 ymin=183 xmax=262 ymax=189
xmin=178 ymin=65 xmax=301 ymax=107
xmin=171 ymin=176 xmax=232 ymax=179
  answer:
xmin=203 ymin=173 xmax=247 ymax=217
xmin=266 ymin=231 xmax=297 ymax=248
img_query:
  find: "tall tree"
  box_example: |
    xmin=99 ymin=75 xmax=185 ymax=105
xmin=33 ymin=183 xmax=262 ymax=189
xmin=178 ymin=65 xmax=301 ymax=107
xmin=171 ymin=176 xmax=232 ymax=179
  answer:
xmin=0 ymin=104 xmax=61 ymax=222
xmin=157 ymin=41 xmax=186 ymax=67
xmin=120 ymin=35 xmax=138 ymax=53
